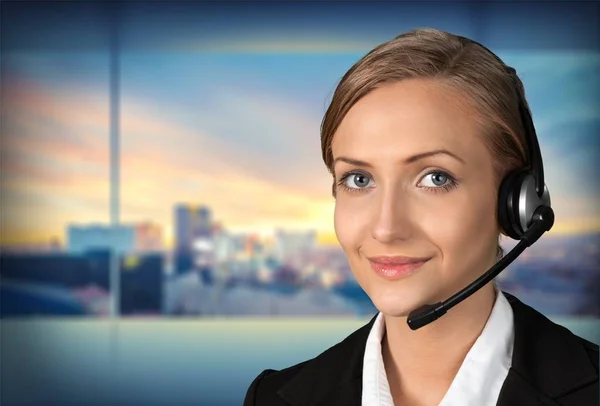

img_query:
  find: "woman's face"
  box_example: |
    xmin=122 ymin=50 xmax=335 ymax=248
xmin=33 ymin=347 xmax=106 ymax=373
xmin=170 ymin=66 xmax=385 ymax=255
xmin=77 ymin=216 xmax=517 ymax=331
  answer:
xmin=332 ymin=78 xmax=501 ymax=317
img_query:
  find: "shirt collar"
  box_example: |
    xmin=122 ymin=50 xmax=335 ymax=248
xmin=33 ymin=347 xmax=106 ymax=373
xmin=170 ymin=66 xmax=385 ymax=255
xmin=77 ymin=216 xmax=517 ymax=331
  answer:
xmin=362 ymin=285 xmax=515 ymax=405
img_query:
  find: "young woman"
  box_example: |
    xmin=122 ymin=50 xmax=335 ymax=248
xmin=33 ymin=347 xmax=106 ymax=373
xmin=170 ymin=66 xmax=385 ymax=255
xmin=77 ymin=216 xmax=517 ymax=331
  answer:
xmin=244 ymin=28 xmax=598 ymax=406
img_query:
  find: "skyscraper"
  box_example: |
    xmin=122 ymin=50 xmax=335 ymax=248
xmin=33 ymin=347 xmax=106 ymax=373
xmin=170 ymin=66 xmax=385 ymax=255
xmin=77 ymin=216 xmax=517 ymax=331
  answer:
xmin=175 ymin=204 xmax=213 ymax=250
xmin=174 ymin=204 xmax=214 ymax=274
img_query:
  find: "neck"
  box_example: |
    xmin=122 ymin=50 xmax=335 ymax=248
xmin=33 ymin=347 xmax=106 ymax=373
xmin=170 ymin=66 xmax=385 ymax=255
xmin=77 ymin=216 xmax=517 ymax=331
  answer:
xmin=382 ymin=283 xmax=498 ymax=394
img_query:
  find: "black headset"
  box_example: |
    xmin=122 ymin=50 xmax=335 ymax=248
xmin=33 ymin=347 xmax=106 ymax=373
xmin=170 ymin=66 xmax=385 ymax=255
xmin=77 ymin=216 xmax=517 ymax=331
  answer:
xmin=407 ymin=36 xmax=555 ymax=330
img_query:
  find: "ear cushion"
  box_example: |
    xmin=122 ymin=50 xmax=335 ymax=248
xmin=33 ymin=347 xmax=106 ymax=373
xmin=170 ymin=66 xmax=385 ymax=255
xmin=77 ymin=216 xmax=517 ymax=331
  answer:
xmin=497 ymin=170 xmax=528 ymax=240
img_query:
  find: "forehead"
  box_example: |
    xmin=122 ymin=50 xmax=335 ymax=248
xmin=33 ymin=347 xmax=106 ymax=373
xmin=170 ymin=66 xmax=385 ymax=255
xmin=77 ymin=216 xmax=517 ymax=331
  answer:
xmin=331 ymin=79 xmax=487 ymax=161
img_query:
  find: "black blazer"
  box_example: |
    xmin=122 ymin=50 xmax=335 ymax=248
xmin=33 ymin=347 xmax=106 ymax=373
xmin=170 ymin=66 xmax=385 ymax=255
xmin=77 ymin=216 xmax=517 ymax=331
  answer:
xmin=244 ymin=291 xmax=599 ymax=406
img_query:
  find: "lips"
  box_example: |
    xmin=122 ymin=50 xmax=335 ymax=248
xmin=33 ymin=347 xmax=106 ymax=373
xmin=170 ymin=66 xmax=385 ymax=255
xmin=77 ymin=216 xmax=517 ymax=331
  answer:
xmin=367 ymin=256 xmax=431 ymax=280
xmin=368 ymin=256 xmax=431 ymax=265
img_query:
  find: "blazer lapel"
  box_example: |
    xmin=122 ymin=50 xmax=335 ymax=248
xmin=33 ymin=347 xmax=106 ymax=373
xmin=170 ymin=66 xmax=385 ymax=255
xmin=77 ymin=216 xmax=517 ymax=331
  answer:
xmin=276 ymin=313 xmax=378 ymax=406
xmin=315 ymin=375 xmax=363 ymax=406
xmin=496 ymin=292 xmax=597 ymax=406
xmin=497 ymin=369 xmax=561 ymax=406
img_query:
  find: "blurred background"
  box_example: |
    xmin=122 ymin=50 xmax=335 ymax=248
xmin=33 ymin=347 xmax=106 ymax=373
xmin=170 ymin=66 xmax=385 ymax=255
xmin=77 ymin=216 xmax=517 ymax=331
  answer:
xmin=1 ymin=1 xmax=599 ymax=405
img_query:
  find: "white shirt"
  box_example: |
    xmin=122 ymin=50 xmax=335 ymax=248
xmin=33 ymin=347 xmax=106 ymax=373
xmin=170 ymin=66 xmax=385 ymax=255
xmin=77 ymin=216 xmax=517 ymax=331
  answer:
xmin=361 ymin=287 xmax=515 ymax=406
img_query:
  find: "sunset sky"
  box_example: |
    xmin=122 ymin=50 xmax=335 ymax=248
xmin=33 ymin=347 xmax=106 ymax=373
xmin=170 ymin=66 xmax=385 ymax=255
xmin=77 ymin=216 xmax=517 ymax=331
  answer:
xmin=2 ymin=2 xmax=599 ymax=248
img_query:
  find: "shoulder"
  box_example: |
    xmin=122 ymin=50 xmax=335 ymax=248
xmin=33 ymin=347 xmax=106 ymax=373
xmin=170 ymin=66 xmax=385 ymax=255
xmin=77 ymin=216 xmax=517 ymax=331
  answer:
xmin=504 ymin=290 xmax=598 ymax=355
xmin=502 ymin=290 xmax=598 ymax=403
xmin=574 ymin=330 xmax=599 ymax=372
xmin=546 ymin=313 xmax=599 ymax=376
xmin=243 ymin=313 xmax=378 ymax=406
xmin=243 ymin=360 xmax=312 ymax=406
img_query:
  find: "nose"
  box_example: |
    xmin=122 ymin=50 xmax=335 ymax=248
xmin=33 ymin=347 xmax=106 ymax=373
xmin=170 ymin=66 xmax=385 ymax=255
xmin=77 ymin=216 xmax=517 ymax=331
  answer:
xmin=370 ymin=187 xmax=415 ymax=243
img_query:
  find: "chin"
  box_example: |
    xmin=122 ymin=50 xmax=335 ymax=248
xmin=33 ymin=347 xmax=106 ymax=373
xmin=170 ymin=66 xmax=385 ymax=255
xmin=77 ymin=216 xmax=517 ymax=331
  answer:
xmin=365 ymin=281 xmax=434 ymax=318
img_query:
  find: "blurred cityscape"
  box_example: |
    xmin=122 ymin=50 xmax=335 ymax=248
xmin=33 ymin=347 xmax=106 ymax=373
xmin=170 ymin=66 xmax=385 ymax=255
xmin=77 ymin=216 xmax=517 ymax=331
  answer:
xmin=1 ymin=203 xmax=599 ymax=318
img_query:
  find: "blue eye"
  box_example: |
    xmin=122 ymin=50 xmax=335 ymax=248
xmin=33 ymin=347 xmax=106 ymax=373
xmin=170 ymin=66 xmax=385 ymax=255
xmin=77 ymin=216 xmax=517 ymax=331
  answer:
xmin=421 ymin=172 xmax=449 ymax=187
xmin=347 ymin=173 xmax=372 ymax=189
xmin=337 ymin=172 xmax=375 ymax=193
xmin=419 ymin=171 xmax=458 ymax=193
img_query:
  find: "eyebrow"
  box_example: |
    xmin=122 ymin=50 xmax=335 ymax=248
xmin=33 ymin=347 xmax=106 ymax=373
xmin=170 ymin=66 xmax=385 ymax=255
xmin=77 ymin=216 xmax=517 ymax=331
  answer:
xmin=333 ymin=149 xmax=466 ymax=168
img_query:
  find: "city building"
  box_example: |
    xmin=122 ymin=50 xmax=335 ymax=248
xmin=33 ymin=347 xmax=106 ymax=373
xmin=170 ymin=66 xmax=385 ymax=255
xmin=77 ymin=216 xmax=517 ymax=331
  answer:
xmin=67 ymin=223 xmax=164 ymax=255
xmin=67 ymin=224 xmax=136 ymax=255
xmin=135 ymin=222 xmax=164 ymax=252
xmin=173 ymin=204 xmax=215 ymax=275
xmin=174 ymin=204 xmax=213 ymax=250
xmin=274 ymin=229 xmax=317 ymax=262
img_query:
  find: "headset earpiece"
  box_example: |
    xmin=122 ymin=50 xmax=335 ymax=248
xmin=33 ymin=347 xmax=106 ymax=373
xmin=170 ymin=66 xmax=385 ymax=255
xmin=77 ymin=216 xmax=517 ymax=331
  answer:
xmin=498 ymin=170 xmax=529 ymax=239
xmin=498 ymin=170 xmax=552 ymax=240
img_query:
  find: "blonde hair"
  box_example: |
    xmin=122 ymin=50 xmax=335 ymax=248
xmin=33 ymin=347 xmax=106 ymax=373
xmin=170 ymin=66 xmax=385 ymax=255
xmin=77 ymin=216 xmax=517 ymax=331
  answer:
xmin=321 ymin=28 xmax=534 ymax=260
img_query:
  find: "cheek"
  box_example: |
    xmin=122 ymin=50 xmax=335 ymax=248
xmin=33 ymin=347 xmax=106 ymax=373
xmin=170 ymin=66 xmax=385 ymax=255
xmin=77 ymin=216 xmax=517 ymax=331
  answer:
xmin=423 ymin=187 xmax=498 ymax=267
xmin=333 ymin=202 xmax=351 ymax=249
xmin=334 ymin=198 xmax=367 ymax=252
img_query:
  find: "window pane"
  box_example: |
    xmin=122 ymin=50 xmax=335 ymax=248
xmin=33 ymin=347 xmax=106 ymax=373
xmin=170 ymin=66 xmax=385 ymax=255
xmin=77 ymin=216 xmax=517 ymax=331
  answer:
xmin=1 ymin=2 xmax=112 ymax=317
